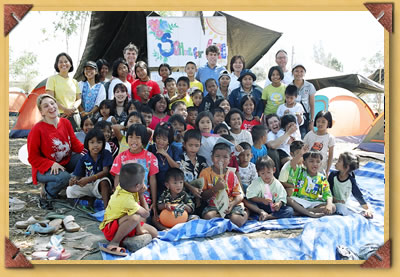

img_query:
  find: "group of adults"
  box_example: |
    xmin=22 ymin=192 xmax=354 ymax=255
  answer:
xmin=27 ymin=42 xmax=315 ymax=208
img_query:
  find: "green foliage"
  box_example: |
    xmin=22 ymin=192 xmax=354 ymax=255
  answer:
xmin=9 ymin=51 xmax=39 ymax=92
xmin=361 ymin=50 xmax=384 ymax=75
xmin=313 ymin=41 xmax=343 ymax=72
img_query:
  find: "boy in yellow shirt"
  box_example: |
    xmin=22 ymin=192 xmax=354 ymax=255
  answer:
xmin=99 ymin=163 xmax=158 ymax=256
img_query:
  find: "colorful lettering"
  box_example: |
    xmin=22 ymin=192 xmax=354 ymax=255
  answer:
xmin=157 ymin=33 xmax=174 ymax=57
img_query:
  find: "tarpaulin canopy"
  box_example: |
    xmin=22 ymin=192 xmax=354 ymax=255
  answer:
xmin=307 ymin=74 xmax=384 ymax=95
xmin=75 ymin=11 xmax=282 ymax=79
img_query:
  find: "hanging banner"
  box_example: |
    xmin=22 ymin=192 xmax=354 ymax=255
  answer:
xmin=146 ymin=16 xmax=227 ymax=67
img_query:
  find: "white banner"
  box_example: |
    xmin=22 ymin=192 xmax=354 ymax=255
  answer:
xmin=146 ymin=16 xmax=227 ymax=67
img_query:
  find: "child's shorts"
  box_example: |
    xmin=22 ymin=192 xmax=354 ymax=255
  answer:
xmin=291 ymin=196 xmax=326 ymax=209
xmin=66 ymin=177 xmax=112 ymax=199
xmin=202 ymin=204 xmax=246 ymax=218
xmin=101 ymin=219 xmax=145 ymax=241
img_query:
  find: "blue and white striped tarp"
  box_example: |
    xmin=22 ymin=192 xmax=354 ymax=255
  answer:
xmin=100 ymin=162 xmax=384 ymax=260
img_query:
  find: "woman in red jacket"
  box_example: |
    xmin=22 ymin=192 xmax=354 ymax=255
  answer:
xmin=27 ymin=94 xmax=84 ymax=209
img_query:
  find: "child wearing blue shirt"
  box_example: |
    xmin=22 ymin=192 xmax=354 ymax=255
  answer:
xmin=67 ymin=128 xmax=113 ymax=209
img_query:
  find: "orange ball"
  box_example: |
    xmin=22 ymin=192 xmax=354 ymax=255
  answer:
xmin=159 ymin=205 xmax=188 ymax=228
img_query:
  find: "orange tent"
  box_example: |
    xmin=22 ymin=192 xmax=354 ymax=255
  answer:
xmin=315 ymin=87 xmax=375 ymax=137
xmin=9 ymin=79 xmax=47 ymax=138
xmin=9 ymin=90 xmax=27 ymax=114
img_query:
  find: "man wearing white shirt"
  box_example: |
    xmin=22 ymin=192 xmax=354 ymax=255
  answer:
xmin=264 ymin=49 xmax=293 ymax=87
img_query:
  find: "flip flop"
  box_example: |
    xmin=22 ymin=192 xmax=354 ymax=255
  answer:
xmin=15 ymin=216 xmax=49 ymax=229
xmin=63 ymin=215 xmax=80 ymax=232
xmin=99 ymin=245 xmax=128 ymax=257
xmin=9 ymin=197 xmax=26 ymax=212
xmin=49 ymin=219 xmax=63 ymax=232
xmin=46 ymin=212 xmax=65 ymax=220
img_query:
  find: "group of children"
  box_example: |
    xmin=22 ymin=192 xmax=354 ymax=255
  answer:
xmin=63 ymin=45 xmax=373 ymax=256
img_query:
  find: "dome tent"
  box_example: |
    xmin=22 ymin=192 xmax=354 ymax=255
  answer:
xmin=314 ymin=87 xmax=375 ymax=138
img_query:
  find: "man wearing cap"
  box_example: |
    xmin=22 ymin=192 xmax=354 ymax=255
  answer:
xmin=264 ymin=49 xmax=293 ymax=87
xmin=228 ymin=69 xmax=264 ymax=118
xmin=291 ymin=63 xmax=316 ymax=138
xmin=217 ymin=70 xmax=231 ymax=98
xmin=78 ymin=61 xmax=106 ymax=118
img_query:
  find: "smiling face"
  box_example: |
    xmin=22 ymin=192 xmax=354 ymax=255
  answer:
xmin=229 ymin=113 xmax=242 ymax=131
xmin=82 ymin=118 xmax=94 ymax=134
xmin=206 ymin=81 xmax=218 ymax=97
xmin=114 ymin=88 xmax=128 ymax=103
xmin=219 ymin=100 xmax=230 ymax=115
xmin=232 ymin=58 xmax=244 ymax=73
xmin=100 ymin=105 xmax=111 ymax=118
xmin=155 ymin=98 xmax=167 ymax=113
xmin=166 ymin=176 xmax=184 ymax=195
xmin=304 ymin=155 xmax=322 ymax=177
xmin=172 ymin=104 xmax=187 ymax=120
xmin=271 ymin=69 xmax=282 ymax=86
xmin=206 ymin=52 xmax=218 ymax=67
xmin=40 ymin=97 xmax=59 ymax=120
xmin=241 ymin=75 xmax=254 ymax=91
xmin=198 ymin=116 xmax=213 ymax=133
xmin=258 ymin=167 xmax=275 ymax=185
xmin=117 ymin=63 xmax=128 ymax=79
xmin=57 ymin=55 xmax=71 ymax=74
xmin=159 ymin=66 xmax=170 ymax=79
xmin=275 ymin=51 xmax=288 ymax=70
xmin=165 ymin=81 xmax=177 ymax=96
xmin=155 ymin=135 xmax=169 ymax=150
xmin=88 ymin=137 xmax=103 ymax=156
xmin=171 ymin=121 xmax=185 ymax=133
xmin=124 ymin=49 xmax=137 ymax=66
xmin=84 ymin=66 xmax=96 ymax=81
xmin=267 ymin=116 xmax=280 ymax=134
xmin=128 ymin=133 xmax=143 ymax=153
xmin=293 ymin=67 xmax=305 ymax=81
xmin=177 ymin=81 xmax=189 ymax=96
xmin=242 ymin=99 xmax=255 ymax=116
xmin=185 ymin=63 xmax=197 ymax=77
xmin=136 ymin=66 xmax=148 ymax=81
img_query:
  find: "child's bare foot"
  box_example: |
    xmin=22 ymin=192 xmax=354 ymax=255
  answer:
xmin=308 ymin=211 xmax=324 ymax=218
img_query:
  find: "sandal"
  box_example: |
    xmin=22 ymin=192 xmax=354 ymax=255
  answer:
xmin=99 ymin=245 xmax=128 ymax=257
xmin=15 ymin=216 xmax=49 ymax=229
xmin=47 ymin=247 xmax=71 ymax=260
xmin=26 ymin=222 xmax=55 ymax=235
xmin=46 ymin=212 xmax=65 ymax=220
xmin=49 ymin=219 xmax=63 ymax=232
xmin=9 ymin=197 xmax=26 ymax=212
xmin=63 ymin=215 xmax=80 ymax=232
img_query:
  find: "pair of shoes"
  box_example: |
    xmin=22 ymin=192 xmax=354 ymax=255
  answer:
xmin=39 ymin=197 xmax=53 ymax=210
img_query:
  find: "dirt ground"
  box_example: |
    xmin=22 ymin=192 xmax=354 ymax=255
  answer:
xmin=8 ymin=115 xmax=384 ymax=261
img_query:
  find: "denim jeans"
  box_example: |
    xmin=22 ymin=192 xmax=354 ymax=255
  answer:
xmin=37 ymin=153 xmax=81 ymax=199
xmin=256 ymin=202 xmax=294 ymax=218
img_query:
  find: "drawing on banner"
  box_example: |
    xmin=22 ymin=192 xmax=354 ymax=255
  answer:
xmin=147 ymin=16 xmax=227 ymax=67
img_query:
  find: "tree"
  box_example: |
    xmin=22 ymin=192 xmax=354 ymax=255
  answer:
xmin=41 ymin=11 xmax=90 ymax=65
xmin=313 ymin=41 xmax=343 ymax=72
xmin=9 ymin=50 xmax=39 ymax=92
xmin=252 ymin=65 xmax=267 ymax=82
xmin=361 ymin=50 xmax=384 ymax=75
